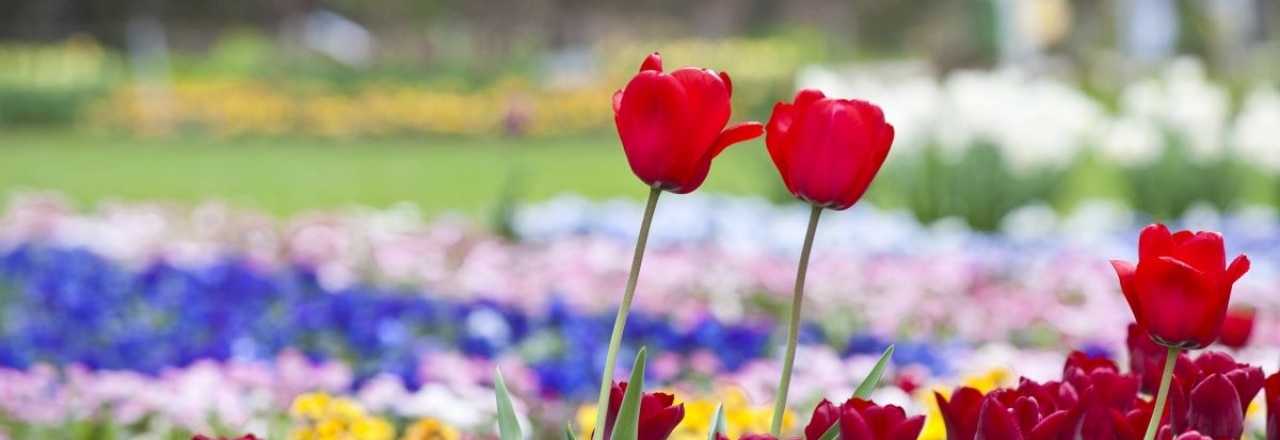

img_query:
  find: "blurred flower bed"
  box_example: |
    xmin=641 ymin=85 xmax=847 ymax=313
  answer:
xmin=2 ymin=192 xmax=1279 ymax=438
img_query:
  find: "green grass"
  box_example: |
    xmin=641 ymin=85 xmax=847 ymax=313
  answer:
xmin=0 ymin=130 xmax=784 ymax=217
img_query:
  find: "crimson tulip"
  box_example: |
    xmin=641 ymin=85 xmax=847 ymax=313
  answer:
xmin=613 ymin=52 xmax=764 ymax=194
xmin=1266 ymin=373 xmax=1279 ymax=440
xmin=765 ymin=89 xmax=894 ymax=210
xmin=936 ymin=387 xmax=987 ymax=440
xmin=1184 ymin=374 xmax=1242 ymax=439
xmin=1111 ymin=224 xmax=1250 ymax=349
xmin=1216 ymin=306 xmax=1256 ymax=349
xmin=838 ymin=398 xmax=925 ymax=440
xmin=803 ymin=399 xmax=840 ymax=440
xmin=598 ymin=382 xmax=685 ymax=440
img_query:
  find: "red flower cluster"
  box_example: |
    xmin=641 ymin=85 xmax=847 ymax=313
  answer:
xmin=709 ymin=398 xmax=922 ymax=440
xmin=935 ymin=344 xmax=1264 ymax=440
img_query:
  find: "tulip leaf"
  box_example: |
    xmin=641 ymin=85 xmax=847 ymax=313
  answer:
xmin=853 ymin=344 xmax=895 ymax=399
xmin=609 ymin=348 xmax=648 ymax=440
xmin=494 ymin=369 xmax=523 ymax=440
xmin=567 ymin=423 xmax=579 ymax=440
xmin=706 ymin=402 xmax=727 ymax=440
xmin=817 ymin=423 xmax=841 ymax=440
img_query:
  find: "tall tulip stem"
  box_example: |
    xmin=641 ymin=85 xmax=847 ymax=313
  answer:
xmin=771 ymin=205 xmax=823 ymax=437
xmin=591 ymin=187 xmax=661 ymax=440
xmin=1143 ymin=345 xmax=1179 ymax=440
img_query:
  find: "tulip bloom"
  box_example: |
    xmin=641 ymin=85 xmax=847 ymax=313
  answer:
xmin=599 ymin=382 xmax=684 ymax=440
xmin=1110 ymin=224 xmax=1250 ymax=349
xmin=1216 ymin=307 xmax=1256 ymax=349
xmin=765 ymin=89 xmax=894 ymax=210
xmin=613 ymin=52 xmax=764 ymax=193
xmin=839 ymin=398 xmax=925 ymax=440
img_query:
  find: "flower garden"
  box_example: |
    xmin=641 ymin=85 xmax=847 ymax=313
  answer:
xmin=4 ymin=36 xmax=1280 ymax=440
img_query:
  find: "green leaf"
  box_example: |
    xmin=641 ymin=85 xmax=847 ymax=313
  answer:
xmin=706 ymin=402 xmax=727 ymax=440
xmin=817 ymin=422 xmax=840 ymax=440
xmin=608 ymin=348 xmax=648 ymax=440
xmin=852 ymin=344 xmax=894 ymax=399
xmin=567 ymin=422 xmax=579 ymax=440
xmin=494 ymin=369 xmax=523 ymax=440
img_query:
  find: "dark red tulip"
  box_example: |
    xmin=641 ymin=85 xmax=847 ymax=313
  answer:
xmin=1266 ymin=373 xmax=1279 ymax=440
xmin=613 ymin=52 xmax=764 ymax=194
xmin=804 ymin=399 xmax=840 ymax=440
xmin=765 ymin=89 xmax=894 ymax=210
xmin=1111 ymin=224 xmax=1250 ymax=348
xmin=972 ymin=394 xmax=1075 ymax=440
xmin=838 ymin=398 xmax=925 ymax=440
xmin=1185 ymin=373 xmax=1243 ymax=439
xmin=1216 ymin=306 xmax=1256 ymax=349
xmin=599 ymin=381 xmax=685 ymax=440
xmin=936 ymin=387 xmax=986 ymax=440
xmin=1191 ymin=351 xmax=1264 ymax=413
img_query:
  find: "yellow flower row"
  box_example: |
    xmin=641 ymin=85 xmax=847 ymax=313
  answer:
xmin=289 ymin=392 xmax=459 ymax=440
xmin=87 ymin=80 xmax=615 ymax=137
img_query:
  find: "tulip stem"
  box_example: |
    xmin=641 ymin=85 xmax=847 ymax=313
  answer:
xmin=591 ymin=187 xmax=661 ymax=440
xmin=1143 ymin=345 xmax=1179 ymax=440
xmin=771 ymin=205 xmax=823 ymax=437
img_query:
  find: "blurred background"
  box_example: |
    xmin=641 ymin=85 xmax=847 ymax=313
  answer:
xmin=2 ymin=1 xmax=1280 ymax=439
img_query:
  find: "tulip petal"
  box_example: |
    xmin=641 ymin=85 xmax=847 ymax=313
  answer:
xmin=1169 ymin=231 xmax=1225 ymax=277
xmin=1110 ymin=260 xmax=1140 ymax=325
xmin=804 ymin=400 xmax=839 ymax=440
xmin=766 ymin=102 xmax=796 ymax=192
xmin=719 ymin=71 xmax=733 ymax=96
xmin=1187 ymin=374 xmax=1243 ymax=439
xmin=975 ymin=398 xmax=1024 ymax=440
xmin=1265 ymin=373 xmax=1279 ymax=440
xmin=887 ymin=416 xmax=925 ymax=440
xmin=1225 ymin=254 xmax=1250 ymax=284
xmin=1134 ymin=256 xmax=1218 ymax=347
xmin=640 ymin=52 xmax=662 ymax=72
xmin=838 ymin=404 xmax=875 ymax=440
xmin=1138 ymin=224 xmax=1174 ymax=260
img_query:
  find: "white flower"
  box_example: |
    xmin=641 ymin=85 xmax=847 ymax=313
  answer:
xmin=1231 ymin=84 xmax=1280 ymax=174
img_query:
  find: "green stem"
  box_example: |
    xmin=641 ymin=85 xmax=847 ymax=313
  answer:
xmin=1143 ymin=345 xmax=1179 ymax=440
xmin=591 ymin=187 xmax=661 ymax=440
xmin=770 ymin=205 xmax=823 ymax=437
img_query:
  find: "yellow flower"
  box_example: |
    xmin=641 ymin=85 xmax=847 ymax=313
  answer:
xmin=350 ymin=416 xmax=396 ymax=440
xmin=961 ymin=367 xmax=1013 ymax=393
xmin=292 ymin=392 xmax=335 ymax=420
xmin=402 ymin=418 xmax=461 ymax=440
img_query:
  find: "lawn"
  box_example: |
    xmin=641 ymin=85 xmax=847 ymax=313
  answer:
xmin=0 ymin=130 xmax=784 ymax=217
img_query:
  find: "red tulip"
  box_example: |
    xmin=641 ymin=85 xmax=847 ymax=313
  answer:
xmin=765 ymin=89 xmax=894 ymax=210
xmin=1110 ymin=224 xmax=1250 ymax=348
xmin=838 ymin=398 xmax=925 ymax=440
xmin=936 ymin=387 xmax=987 ymax=440
xmin=804 ymin=399 xmax=840 ymax=440
xmin=1216 ymin=306 xmax=1256 ymax=349
xmin=1265 ymin=373 xmax=1279 ymax=440
xmin=598 ymin=382 xmax=685 ymax=440
xmin=972 ymin=393 xmax=1074 ymax=440
xmin=613 ymin=52 xmax=764 ymax=194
